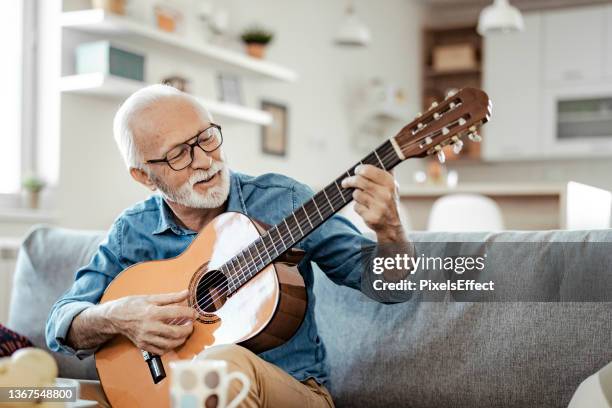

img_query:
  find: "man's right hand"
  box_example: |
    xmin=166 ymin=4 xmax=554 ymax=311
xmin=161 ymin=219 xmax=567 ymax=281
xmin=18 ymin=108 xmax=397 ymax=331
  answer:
xmin=104 ymin=289 xmax=197 ymax=356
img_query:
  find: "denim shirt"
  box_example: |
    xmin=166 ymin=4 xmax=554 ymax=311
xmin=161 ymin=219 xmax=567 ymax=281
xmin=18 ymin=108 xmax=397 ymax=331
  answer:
xmin=46 ymin=170 xmax=374 ymax=385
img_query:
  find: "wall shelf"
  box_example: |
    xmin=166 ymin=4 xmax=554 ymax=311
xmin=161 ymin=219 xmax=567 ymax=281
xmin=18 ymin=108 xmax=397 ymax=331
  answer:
xmin=367 ymin=103 xmax=411 ymax=121
xmin=422 ymin=25 xmax=483 ymax=161
xmin=60 ymin=9 xmax=298 ymax=83
xmin=60 ymin=73 xmax=273 ymax=126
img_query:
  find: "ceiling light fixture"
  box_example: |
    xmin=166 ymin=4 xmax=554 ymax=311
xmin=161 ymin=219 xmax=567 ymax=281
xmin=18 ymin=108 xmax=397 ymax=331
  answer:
xmin=477 ymin=0 xmax=525 ymax=36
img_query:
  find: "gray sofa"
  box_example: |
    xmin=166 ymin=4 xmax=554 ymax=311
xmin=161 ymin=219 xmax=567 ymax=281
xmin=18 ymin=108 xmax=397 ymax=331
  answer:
xmin=7 ymin=226 xmax=612 ymax=407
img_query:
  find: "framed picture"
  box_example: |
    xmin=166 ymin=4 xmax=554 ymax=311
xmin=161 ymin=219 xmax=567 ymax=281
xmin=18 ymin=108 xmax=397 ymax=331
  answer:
xmin=216 ymin=73 xmax=243 ymax=105
xmin=261 ymin=101 xmax=288 ymax=156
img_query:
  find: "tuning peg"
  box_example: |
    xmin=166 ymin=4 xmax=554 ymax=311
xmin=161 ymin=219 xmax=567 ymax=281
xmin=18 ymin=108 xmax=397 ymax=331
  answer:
xmin=449 ymin=102 xmax=457 ymax=109
xmin=459 ymin=118 xmax=467 ymax=126
xmin=417 ymin=123 xmax=425 ymax=130
xmin=446 ymin=89 xmax=457 ymax=99
xmin=452 ymin=140 xmax=464 ymax=154
xmin=468 ymin=132 xmax=483 ymax=143
xmin=425 ymin=136 xmax=433 ymax=145
xmin=437 ymin=150 xmax=446 ymax=164
xmin=442 ymin=127 xmax=450 ymax=136
xmin=430 ymin=101 xmax=439 ymax=109
xmin=433 ymin=112 xmax=441 ymax=120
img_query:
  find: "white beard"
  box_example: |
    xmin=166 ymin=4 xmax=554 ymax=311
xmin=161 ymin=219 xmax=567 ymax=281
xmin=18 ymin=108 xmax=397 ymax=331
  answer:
xmin=151 ymin=160 xmax=230 ymax=209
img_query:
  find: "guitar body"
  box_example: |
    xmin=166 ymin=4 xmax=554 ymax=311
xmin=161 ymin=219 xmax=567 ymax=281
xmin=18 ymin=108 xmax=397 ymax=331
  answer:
xmin=95 ymin=212 xmax=307 ymax=408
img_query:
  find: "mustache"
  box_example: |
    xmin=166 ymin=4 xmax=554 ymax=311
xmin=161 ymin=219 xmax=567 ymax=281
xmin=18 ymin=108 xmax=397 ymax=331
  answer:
xmin=189 ymin=161 xmax=225 ymax=186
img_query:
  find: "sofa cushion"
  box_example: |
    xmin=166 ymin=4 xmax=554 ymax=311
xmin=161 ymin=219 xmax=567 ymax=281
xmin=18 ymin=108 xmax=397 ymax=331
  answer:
xmin=8 ymin=226 xmax=104 ymax=379
xmin=313 ymin=229 xmax=612 ymax=408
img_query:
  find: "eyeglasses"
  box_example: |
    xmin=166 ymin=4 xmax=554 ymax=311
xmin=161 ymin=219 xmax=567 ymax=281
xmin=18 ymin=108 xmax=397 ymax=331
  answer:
xmin=145 ymin=123 xmax=223 ymax=171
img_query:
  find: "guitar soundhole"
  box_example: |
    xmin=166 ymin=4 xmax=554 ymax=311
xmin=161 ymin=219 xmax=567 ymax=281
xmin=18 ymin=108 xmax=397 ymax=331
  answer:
xmin=194 ymin=269 xmax=229 ymax=314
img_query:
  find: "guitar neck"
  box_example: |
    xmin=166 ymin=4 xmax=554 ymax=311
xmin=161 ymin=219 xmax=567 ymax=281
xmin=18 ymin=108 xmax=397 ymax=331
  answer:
xmin=221 ymin=87 xmax=492 ymax=293
xmin=222 ymin=139 xmax=403 ymax=293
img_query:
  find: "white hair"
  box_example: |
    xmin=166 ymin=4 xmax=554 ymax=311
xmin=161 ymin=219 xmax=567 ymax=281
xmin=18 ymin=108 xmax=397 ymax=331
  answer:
xmin=112 ymin=84 xmax=213 ymax=170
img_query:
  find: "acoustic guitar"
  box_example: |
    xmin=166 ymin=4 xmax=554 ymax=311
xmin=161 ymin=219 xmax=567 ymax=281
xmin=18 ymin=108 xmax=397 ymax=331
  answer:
xmin=95 ymin=87 xmax=492 ymax=407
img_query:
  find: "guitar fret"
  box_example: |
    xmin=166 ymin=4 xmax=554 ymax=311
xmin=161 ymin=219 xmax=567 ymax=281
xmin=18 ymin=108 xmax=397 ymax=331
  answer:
xmin=311 ymin=199 xmax=324 ymax=220
xmin=226 ymin=263 xmax=235 ymax=289
xmin=374 ymin=150 xmax=385 ymax=170
xmin=301 ymin=206 xmax=313 ymax=229
xmin=274 ymin=225 xmax=287 ymax=252
xmin=266 ymin=233 xmax=278 ymax=259
xmin=253 ymin=241 xmax=266 ymax=266
xmin=293 ymin=213 xmax=304 ymax=236
xmin=322 ymin=189 xmax=334 ymax=211
xmin=260 ymin=235 xmax=272 ymax=261
xmin=232 ymin=262 xmax=240 ymax=291
xmin=333 ymin=180 xmax=343 ymax=197
xmin=232 ymin=256 xmax=241 ymax=282
xmin=239 ymin=252 xmax=250 ymax=284
xmin=222 ymin=264 xmax=232 ymax=292
xmin=247 ymin=244 xmax=259 ymax=267
xmin=245 ymin=246 xmax=256 ymax=272
xmin=382 ymin=141 xmax=402 ymax=169
xmin=283 ymin=219 xmax=295 ymax=242
xmin=336 ymin=180 xmax=347 ymax=199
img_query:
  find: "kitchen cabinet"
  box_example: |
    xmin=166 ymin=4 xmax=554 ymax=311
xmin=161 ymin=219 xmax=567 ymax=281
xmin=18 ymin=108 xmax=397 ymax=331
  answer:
xmin=605 ymin=5 xmax=612 ymax=78
xmin=542 ymin=6 xmax=605 ymax=83
xmin=483 ymin=14 xmax=543 ymax=160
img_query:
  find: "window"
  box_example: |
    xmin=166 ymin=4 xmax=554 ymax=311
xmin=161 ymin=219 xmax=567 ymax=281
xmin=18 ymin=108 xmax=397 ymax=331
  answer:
xmin=0 ymin=0 xmax=35 ymax=196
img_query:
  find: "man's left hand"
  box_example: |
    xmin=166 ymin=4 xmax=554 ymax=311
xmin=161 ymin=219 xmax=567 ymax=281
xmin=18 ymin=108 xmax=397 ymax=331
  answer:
xmin=341 ymin=164 xmax=408 ymax=243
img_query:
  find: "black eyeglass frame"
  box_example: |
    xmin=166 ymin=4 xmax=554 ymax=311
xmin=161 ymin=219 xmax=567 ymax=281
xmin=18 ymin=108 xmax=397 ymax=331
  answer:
xmin=145 ymin=123 xmax=223 ymax=171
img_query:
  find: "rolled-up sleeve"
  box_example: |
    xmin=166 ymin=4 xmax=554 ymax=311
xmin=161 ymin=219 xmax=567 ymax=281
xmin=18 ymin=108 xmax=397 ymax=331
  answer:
xmin=45 ymin=219 xmax=125 ymax=358
xmin=291 ymin=182 xmax=376 ymax=291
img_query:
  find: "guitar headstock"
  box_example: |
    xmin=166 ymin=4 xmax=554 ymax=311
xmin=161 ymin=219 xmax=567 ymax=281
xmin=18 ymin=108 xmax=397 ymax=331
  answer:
xmin=392 ymin=88 xmax=492 ymax=162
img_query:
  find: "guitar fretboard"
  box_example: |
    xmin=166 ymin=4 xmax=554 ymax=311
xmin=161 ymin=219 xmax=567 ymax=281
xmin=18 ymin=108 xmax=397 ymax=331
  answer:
xmin=222 ymin=139 xmax=403 ymax=294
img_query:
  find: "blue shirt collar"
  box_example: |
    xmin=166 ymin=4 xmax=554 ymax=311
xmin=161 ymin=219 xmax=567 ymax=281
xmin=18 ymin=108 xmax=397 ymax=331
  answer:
xmin=152 ymin=170 xmax=246 ymax=235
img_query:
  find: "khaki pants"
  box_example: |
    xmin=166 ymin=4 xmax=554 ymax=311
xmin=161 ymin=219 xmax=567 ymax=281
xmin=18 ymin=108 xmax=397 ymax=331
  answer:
xmin=197 ymin=344 xmax=335 ymax=408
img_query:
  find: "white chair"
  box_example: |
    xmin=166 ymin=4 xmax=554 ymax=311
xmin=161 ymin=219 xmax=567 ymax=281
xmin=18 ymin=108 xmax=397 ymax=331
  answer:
xmin=427 ymin=193 xmax=504 ymax=232
xmin=568 ymin=360 xmax=612 ymax=408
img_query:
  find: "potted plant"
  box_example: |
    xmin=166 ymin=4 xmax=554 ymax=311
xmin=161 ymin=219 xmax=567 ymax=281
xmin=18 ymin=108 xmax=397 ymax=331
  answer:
xmin=22 ymin=174 xmax=46 ymax=209
xmin=240 ymin=26 xmax=274 ymax=59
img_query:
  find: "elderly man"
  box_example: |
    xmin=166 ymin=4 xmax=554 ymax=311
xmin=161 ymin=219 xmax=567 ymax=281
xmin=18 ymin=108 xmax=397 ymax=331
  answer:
xmin=46 ymin=84 xmax=410 ymax=407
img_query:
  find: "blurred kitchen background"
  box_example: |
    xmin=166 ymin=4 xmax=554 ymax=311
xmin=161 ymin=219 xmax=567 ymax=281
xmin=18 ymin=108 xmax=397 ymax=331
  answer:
xmin=2 ymin=0 xmax=612 ymax=317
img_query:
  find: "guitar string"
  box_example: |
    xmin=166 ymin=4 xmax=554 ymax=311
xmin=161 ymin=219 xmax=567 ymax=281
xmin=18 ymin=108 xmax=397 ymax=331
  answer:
xmin=192 ymin=113 xmax=468 ymax=301
xmin=193 ymin=113 xmax=470 ymax=299
xmin=192 ymin=143 xmax=408 ymax=311
xmin=192 ymin=142 xmax=397 ymax=296
xmin=194 ymin=142 xmax=398 ymax=285
xmin=192 ymin=117 xmax=467 ymax=312
xmin=192 ymin=144 xmax=399 ymax=312
xmin=193 ymin=117 xmax=469 ymax=312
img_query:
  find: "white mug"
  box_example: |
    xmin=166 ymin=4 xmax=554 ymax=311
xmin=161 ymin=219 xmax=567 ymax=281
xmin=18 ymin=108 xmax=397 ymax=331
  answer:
xmin=169 ymin=359 xmax=250 ymax=408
